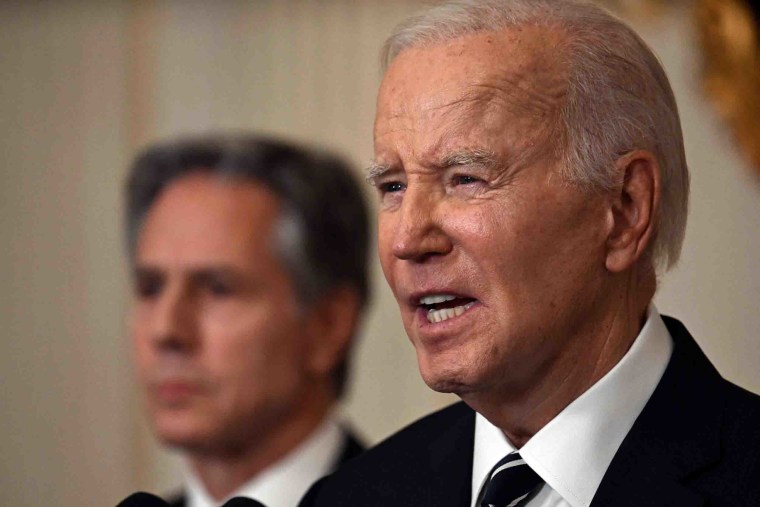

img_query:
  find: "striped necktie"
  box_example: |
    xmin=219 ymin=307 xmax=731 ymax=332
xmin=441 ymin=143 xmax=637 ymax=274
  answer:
xmin=479 ymin=452 xmax=543 ymax=507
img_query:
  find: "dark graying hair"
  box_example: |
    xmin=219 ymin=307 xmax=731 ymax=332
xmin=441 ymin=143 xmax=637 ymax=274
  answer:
xmin=125 ymin=133 xmax=370 ymax=397
xmin=382 ymin=0 xmax=689 ymax=274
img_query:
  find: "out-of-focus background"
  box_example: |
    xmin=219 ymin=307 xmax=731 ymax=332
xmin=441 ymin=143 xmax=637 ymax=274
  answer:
xmin=1 ymin=1 xmax=758 ymax=505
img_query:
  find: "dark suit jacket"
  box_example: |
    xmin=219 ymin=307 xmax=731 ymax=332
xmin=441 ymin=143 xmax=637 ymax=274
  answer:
xmin=168 ymin=429 xmax=364 ymax=507
xmin=300 ymin=317 xmax=760 ymax=506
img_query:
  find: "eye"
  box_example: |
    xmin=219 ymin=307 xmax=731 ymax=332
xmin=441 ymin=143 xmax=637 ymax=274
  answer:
xmin=206 ymin=278 xmax=234 ymax=297
xmin=452 ymin=174 xmax=482 ymax=186
xmin=135 ymin=275 xmax=163 ymax=300
xmin=378 ymin=181 xmax=406 ymax=194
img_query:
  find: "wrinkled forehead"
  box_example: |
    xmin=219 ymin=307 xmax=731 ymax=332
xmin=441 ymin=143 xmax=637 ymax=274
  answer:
xmin=375 ymin=26 xmax=568 ymax=133
xmin=374 ymin=26 xmax=569 ymax=169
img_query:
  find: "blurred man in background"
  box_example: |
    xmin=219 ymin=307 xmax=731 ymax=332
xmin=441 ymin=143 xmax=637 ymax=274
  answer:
xmin=125 ymin=134 xmax=369 ymax=507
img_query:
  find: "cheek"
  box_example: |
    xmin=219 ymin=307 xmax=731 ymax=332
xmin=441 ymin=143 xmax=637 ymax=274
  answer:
xmin=452 ymin=203 xmax=570 ymax=307
xmin=129 ymin=312 xmax=153 ymax=370
xmin=445 ymin=198 xmax=522 ymax=252
xmin=451 ymin=205 xmax=528 ymax=269
xmin=490 ymin=205 xmax=606 ymax=302
xmin=449 ymin=203 xmax=495 ymax=236
xmin=377 ymin=215 xmax=398 ymax=283
xmin=377 ymin=213 xmax=394 ymax=255
xmin=203 ymin=309 xmax=305 ymax=380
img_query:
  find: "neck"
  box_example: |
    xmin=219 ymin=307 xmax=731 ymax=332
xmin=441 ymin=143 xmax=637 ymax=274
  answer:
xmin=188 ymin=388 xmax=335 ymax=501
xmin=463 ymin=269 xmax=655 ymax=448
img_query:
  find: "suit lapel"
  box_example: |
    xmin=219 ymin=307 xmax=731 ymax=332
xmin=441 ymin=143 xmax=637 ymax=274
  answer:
xmin=591 ymin=317 xmax=723 ymax=507
xmin=332 ymin=429 xmax=365 ymax=469
xmin=166 ymin=492 xmax=186 ymax=507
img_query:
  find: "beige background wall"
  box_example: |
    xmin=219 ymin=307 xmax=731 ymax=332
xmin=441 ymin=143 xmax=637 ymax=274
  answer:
xmin=1 ymin=2 xmax=758 ymax=506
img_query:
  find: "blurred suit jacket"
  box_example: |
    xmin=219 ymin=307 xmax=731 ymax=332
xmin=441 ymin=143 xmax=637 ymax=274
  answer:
xmin=168 ymin=430 xmax=364 ymax=507
xmin=299 ymin=317 xmax=760 ymax=507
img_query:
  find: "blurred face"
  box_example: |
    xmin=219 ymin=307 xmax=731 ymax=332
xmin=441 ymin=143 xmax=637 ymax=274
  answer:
xmin=131 ymin=173 xmax=318 ymax=454
xmin=374 ymin=28 xmax=613 ymax=397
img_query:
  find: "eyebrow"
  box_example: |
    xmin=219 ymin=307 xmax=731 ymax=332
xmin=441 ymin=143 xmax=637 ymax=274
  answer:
xmin=366 ymin=148 xmax=499 ymax=185
xmin=438 ymin=148 xmax=499 ymax=169
xmin=365 ymin=161 xmax=393 ymax=186
xmin=133 ymin=264 xmax=244 ymax=282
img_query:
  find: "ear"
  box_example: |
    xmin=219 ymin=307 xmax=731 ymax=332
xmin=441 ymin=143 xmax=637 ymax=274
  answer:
xmin=302 ymin=286 xmax=361 ymax=380
xmin=605 ymin=150 xmax=661 ymax=273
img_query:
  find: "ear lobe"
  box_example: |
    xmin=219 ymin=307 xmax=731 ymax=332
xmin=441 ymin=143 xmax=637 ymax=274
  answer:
xmin=303 ymin=286 xmax=361 ymax=380
xmin=605 ymin=150 xmax=660 ymax=273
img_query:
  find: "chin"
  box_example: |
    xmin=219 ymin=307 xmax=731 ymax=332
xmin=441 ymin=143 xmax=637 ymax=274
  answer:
xmin=424 ymin=377 xmax=470 ymax=394
xmin=417 ymin=350 xmax=486 ymax=396
xmin=155 ymin=426 xmax=203 ymax=450
xmin=151 ymin=412 xmax=216 ymax=452
xmin=418 ymin=359 xmax=479 ymax=395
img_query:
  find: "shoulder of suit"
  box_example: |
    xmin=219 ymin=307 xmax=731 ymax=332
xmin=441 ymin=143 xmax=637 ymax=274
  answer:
xmin=716 ymin=378 xmax=760 ymax=457
xmin=356 ymin=401 xmax=471 ymax=462
xmin=662 ymin=314 xmax=760 ymax=409
xmin=323 ymin=402 xmax=471 ymax=478
xmin=686 ymin=380 xmax=760 ymax=501
xmin=661 ymin=314 xmax=760 ymax=484
xmin=299 ymin=402 xmax=473 ymax=506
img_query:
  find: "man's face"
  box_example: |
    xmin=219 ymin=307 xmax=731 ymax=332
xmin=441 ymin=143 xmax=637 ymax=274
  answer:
xmin=374 ymin=28 xmax=613 ymax=397
xmin=131 ymin=173 xmax=317 ymax=454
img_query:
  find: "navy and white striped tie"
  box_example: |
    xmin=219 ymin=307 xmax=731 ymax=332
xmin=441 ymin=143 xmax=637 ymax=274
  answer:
xmin=479 ymin=452 xmax=543 ymax=507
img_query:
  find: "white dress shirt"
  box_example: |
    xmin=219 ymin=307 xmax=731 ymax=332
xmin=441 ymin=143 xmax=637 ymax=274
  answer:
xmin=471 ymin=305 xmax=674 ymax=507
xmin=186 ymin=415 xmax=345 ymax=507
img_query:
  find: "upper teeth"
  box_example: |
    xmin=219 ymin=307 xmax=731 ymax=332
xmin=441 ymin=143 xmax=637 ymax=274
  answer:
xmin=419 ymin=294 xmax=456 ymax=305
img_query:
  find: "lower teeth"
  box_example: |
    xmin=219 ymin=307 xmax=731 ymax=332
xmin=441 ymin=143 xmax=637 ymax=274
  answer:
xmin=426 ymin=303 xmax=472 ymax=323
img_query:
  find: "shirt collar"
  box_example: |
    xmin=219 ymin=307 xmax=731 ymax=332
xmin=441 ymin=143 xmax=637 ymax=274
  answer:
xmin=186 ymin=415 xmax=344 ymax=507
xmin=472 ymin=305 xmax=673 ymax=507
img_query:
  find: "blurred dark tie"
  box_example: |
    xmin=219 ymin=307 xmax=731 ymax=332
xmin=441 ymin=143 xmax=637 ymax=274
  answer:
xmin=221 ymin=497 xmax=267 ymax=507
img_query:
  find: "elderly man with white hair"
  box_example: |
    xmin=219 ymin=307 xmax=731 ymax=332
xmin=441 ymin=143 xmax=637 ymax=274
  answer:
xmin=299 ymin=1 xmax=760 ymax=506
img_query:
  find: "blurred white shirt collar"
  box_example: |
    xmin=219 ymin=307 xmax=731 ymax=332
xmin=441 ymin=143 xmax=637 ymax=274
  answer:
xmin=186 ymin=415 xmax=344 ymax=507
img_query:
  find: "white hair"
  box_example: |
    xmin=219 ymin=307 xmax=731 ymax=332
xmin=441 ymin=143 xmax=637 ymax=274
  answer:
xmin=382 ymin=0 xmax=689 ymax=273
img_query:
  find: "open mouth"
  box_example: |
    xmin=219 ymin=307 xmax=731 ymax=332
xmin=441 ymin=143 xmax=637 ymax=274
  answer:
xmin=419 ymin=294 xmax=477 ymax=323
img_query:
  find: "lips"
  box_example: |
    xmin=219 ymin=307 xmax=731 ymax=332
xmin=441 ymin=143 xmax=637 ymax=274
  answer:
xmin=155 ymin=380 xmax=200 ymax=402
xmin=147 ymin=372 xmax=207 ymax=406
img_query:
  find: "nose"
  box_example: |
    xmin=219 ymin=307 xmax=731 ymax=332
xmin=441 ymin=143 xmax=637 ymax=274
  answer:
xmin=391 ymin=186 xmax=452 ymax=262
xmin=150 ymin=282 xmax=197 ymax=353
